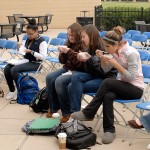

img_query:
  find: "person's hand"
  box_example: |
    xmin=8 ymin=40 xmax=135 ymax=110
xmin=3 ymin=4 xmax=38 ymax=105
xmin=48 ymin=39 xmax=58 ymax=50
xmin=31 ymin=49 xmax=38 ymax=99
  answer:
xmin=58 ymin=46 xmax=69 ymax=53
xmin=77 ymin=52 xmax=91 ymax=62
xmin=24 ymin=49 xmax=32 ymax=53
xmin=96 ymin=49 xmax=104 ymax=58
xmin=105 ymin=57 xmax=119 ymax=68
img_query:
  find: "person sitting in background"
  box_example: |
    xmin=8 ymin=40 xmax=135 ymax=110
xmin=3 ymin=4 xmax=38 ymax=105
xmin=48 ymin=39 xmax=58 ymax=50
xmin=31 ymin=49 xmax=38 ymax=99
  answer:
xmin=46 ymin=23 xmax=84 ymax=123
xmin=4 ymin=19 xmax=47 ymax=100
xmin=71 ymin=26 xmax=144 ymax=144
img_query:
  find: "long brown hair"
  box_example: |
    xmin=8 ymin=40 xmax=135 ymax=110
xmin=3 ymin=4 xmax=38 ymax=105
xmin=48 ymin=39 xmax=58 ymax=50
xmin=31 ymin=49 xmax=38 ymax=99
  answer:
xmin=81 ymin=24 xmax=104 ymax=55
xmin=65 ymin=23 xmax=83 ymax=50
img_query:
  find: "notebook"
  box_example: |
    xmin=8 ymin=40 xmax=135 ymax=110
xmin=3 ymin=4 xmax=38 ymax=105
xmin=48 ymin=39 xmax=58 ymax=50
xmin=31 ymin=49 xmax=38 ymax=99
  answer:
xmin=29 ymin=118 xmax=60 ymax=130
xmin=6 ymin=58 xmax=29 ymax=65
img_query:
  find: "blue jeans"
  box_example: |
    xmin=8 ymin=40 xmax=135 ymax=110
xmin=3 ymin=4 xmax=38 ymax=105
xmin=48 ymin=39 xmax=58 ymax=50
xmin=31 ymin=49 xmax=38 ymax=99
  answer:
xmin=140 ymin=112 xmax=150 ymax=133
xmin=68 ymin=71 xmax=103 ymax=112
xmin=46 ymin=67 xmax=72 ymax=116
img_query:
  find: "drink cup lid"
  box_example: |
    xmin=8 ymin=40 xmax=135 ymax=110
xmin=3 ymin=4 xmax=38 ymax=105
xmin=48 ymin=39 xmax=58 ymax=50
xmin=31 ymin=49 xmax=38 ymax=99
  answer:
xmin=57 ymin=132 xmax=67 ymax=138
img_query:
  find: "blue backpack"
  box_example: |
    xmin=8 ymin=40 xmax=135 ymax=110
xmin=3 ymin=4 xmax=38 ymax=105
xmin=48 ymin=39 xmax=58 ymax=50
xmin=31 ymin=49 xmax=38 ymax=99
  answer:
xmin=17 ymin=74 xmax=39 ymax=104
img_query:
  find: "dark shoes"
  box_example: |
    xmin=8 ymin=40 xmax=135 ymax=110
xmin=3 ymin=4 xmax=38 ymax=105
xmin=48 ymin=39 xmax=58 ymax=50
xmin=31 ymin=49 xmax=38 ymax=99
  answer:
xmin=60 ymin=115 xmax=71 ymax=123
xmin=128 ymin=120 xmax=144 ymax=129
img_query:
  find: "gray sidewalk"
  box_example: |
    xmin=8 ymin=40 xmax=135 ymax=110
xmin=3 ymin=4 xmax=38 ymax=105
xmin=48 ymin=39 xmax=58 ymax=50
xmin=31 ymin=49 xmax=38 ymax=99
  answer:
xmin=0 ymin=29 xmax=149 ymax=150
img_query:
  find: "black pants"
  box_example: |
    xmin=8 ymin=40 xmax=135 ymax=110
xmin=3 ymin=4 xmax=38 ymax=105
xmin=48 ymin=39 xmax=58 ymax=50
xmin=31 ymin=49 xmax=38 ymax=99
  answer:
xmin=82 ymin=78 xmax=143 ymax=133
xmin=4 ymin=62 xmax=40 ymax=92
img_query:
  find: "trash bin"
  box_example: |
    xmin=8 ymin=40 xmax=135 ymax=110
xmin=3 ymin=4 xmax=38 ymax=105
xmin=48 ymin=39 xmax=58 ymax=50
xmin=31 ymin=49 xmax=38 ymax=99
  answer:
xmin=76 ymin=11 xmax=93 ymax=26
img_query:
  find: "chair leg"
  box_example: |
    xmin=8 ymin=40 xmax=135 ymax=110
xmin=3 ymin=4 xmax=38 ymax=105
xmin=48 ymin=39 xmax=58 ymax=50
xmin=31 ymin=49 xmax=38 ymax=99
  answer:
xmin=129 ymin=129 xmax=137 ymax=146
xmin=93 ymin=110 xmax=103 ymax=132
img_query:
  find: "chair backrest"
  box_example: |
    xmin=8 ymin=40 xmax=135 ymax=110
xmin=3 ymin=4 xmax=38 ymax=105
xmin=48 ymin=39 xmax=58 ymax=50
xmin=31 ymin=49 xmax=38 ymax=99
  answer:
xmin=131 ymin=34 xmax=148 ymax=43
xmin=57 ymin=32 xmax=68 ymax=39
xmin=45 ymin=14 xmax=53 ymax=24
xmin=7 ymin=16 xmax=16 ymax=24
xmin=41 ymin=35 xmax=50 ymax=44
xmin=127 ymin=30 xmax=141 ymax=37
xmin=13 ymin=14 xmax=24 ymax=23
xmin=142 ymin=32 xmax=150 ymax=39
xmin=0 ymin=24 xmax=16 ymax=39
xmin=138 ymin=50 xmax=149 ymax=62
xmin=49 ymin=38 xmax=64 ymax=46
xmin=61 ymin=39 xmax=67 ymax=45
xmin=99 ymin=31 xmax=107 ymax=38
xmin=4 ymin=40 xmax=18 ymax=50
xmin=38 ymin=16 xmax=47 ymax=25
xmin=0 ymin=39 xmax=7 ymax=48
xmin=122 ymin=33 xmax=131 ymax=39
xmin=142 ymin=64 xmax=150 ymax=78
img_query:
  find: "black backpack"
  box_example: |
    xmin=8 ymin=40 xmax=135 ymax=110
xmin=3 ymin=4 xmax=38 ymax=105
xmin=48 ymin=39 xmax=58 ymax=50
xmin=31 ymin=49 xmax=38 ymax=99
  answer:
xmin=55 ymin=119 xmax=98 ymax=149
xmin=29 ymin=87 xmax=49 ymax=113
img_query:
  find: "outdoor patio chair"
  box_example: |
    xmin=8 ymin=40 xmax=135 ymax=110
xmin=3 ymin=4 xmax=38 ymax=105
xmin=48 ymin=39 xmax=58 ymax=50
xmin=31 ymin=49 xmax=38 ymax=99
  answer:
xmin=122 ymin=33 xmax=131 ymax=39
xmin=0 ymin=24 xmax=17 ymax=40
xmin=0 ymin=39 xmax=8 ymax=57
xmin=45 ymin=14 xmax=53 ymax=31
xmin=57 ymin=32 xmax=68 ymax=40
xmin=99 ymin=31 xmax=107 ymax=38
xmin=137 ymin=50 xmax=149 ymax=64
xmin=127 ymin=30 xmax=141 ymax=38
xmin=131 ymin=34 xmax=148 ymax=50
xmin=47 ymin=38 xmax=63 ymax=57
xmin=7 ymin=16 xmax=24 ymax=41
xmin=37 ymin=16 xmax=48 ymax=33
xmin=142 ymin=32 xmax=150 ymax=50
xmin=134 ymin=21 xmax=146 ymax=31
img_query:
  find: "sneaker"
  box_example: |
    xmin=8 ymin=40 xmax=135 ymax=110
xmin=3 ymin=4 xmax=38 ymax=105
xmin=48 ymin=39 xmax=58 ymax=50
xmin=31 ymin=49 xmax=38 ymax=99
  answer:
xmin=6 ymin=91 xmax=17 ymax=100
xmin=102 ymin=132 xmax=116 ymax=144
xmin=71 ymin=111 xmax=93 ymax=121
xmin=61 ymin=115 xmax=71 ymax=123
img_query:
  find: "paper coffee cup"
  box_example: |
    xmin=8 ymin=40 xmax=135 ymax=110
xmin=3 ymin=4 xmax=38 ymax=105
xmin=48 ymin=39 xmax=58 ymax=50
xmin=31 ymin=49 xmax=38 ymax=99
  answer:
xmin=57 ymin=133 xmax=67 ymax=150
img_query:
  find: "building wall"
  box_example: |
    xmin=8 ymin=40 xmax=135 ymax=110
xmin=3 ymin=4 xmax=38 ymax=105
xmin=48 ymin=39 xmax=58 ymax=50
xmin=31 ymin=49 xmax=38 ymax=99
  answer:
xmin=0 ymin=0 xmax=100 ymax=29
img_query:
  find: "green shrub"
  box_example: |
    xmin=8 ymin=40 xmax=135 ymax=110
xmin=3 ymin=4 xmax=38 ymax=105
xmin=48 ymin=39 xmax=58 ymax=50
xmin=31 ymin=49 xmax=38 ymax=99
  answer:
xmin=95 ymin=6 xmax=150 ymax=31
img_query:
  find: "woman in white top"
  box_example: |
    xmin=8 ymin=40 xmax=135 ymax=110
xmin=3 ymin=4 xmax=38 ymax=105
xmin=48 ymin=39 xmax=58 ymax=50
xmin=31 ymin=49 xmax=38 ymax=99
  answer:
xmin=71 ymin=26 xmax=144 ymax=144
xmin=4 ymin=19 xmax=47 ymax=100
